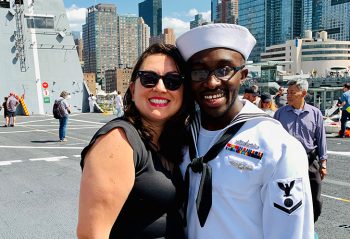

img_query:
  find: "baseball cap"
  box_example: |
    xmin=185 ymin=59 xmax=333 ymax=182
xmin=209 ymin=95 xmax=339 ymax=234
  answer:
xmin=260 ymin=92 xmax=272 ymax=102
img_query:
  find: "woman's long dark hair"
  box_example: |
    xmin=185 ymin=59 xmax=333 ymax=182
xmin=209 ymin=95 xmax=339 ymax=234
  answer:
xmin=123 ymin=43 xmax=195 ymax=166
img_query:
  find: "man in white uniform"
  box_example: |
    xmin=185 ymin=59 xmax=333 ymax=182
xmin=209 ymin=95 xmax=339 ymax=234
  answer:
xmin=176 ymin=24 xmax=314 ymax=239
xmin=88 ymin=94 xmax=96 ymax=113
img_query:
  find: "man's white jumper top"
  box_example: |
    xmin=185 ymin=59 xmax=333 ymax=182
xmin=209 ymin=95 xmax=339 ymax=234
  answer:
xmin=180 ymin=100 xmax=314 ymax=239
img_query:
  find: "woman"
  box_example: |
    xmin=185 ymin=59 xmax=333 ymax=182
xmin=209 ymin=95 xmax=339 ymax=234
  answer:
xmin=259 ymin=92 xmax=277 ymax=117
xmin=77 ymin=43 xmax=194 ymax=239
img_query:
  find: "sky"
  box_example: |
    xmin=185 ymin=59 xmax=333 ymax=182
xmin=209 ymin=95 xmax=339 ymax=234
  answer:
xmin=63 ymin=0 xmax=211 ymax=37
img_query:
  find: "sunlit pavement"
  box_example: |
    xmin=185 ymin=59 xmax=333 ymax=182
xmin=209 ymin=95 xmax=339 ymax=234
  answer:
xmin=0 ymin=114 xmax=349 ymax=238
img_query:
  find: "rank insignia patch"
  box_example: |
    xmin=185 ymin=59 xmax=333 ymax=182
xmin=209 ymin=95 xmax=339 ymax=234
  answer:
xmin=225 ymin=143 xmax=263 ymax=160
xmin=271 ymin=178 xmax=304 ymax=215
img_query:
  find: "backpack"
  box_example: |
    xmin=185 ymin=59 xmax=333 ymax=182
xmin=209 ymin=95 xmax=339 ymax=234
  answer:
xmin=53 ymin=99 xmax=66 ymax=119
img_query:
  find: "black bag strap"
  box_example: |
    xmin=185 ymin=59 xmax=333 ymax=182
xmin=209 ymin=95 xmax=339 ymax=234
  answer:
xmin=184 ymin=121 xmax=246 ymax=227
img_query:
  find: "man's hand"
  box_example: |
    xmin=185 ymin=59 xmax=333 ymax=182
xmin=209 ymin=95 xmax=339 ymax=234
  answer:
xmin=320 ymin=167 xmax=327 ymax=180
xmin=320 ymin=160 xmax=327 ymax=180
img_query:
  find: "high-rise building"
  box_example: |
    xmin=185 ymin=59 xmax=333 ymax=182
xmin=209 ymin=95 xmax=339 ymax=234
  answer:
xmin=105 ymin=67 xmax=132 ymax=94
xmin=211 ymin=0 xmax=221 ymax=22
xmin=311 ymin=0 xmax=324 ymax=35
xmin=238 ymin=0 xmax=266 ymax=63
xmin=117 ymin=15 xmax=150 ymax=68
xmin=239 ymin=0 xmax=303 ymax=62
xmin=190 ymin=14 xmax=209 ymax=29
xmin=265 ymin=0 xmax=303 ymax=47
xmin=317 ymin=0 xmax=350 ymax=41
xmin=149 ymin=28 xmax=176 ymax=45
xmin=138 ymin=0 xmax=162 ymax=36
xmin=82 ymin=4 xmax=118 ymax=90
xmin=300 ymin=0 xmax=350 ymax=41
xmin=216 ymin=0 xmax=238 ymax=24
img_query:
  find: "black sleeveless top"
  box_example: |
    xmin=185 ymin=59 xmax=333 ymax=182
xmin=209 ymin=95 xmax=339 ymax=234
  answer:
xmin=80 ymin=119 xmax=185 ymax=239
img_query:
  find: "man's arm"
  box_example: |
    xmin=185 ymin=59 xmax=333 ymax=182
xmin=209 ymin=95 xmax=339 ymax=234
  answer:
xmin=262 ymin=140 xmax=314 ymax=239
xmin=337 ymin=94 xmax=346 ymax=107
xmin=315 ymin=110 xmax=328 ymax=180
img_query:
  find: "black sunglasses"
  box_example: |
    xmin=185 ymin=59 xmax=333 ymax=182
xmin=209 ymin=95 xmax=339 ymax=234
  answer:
xmin=137 ymin=71 xmax=184 ymax=91
xmin=191 ymin=65 xmax=245 ymax=82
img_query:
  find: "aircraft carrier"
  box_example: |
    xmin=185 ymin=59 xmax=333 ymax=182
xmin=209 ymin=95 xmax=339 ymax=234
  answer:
xmin=0 ymin=0 xmax=87 ymax=115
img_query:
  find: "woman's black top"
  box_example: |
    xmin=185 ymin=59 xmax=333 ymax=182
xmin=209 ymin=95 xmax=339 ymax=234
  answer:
xmin=81 ymin=119 xmax=185 ymax=239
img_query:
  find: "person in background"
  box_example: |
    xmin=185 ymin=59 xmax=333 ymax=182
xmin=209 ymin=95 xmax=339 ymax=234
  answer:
xmin=274 ymin=86 xmax=287 ymax=108
xmin=336 ymin=83 xmax=350 ymax=138
xmin=88 ymin=94 xmax=96 ymax=113
xmin=1 ymin=97 xmax=9 ymax=127
xmin=258 ymin=92 xmax=277 ymax=117
xmin=251 ymin=84 xmax=261 ymax=106
xmin=274 ymin=79 xmax=327 ymax=223
xmin=6 ymin=92 xmax=19 ymax=127
xmin=77 ymin=43 xmax=194 ymax=239
xmin=176 ymin=23 xmax=314 ymax=239
xmin=115 ymin=90 xmax=124 ymax=117
xmin=57 ymin=91 xmax=71 ymax=142
xmin=242 ymin=86 xmax=259 ymax=105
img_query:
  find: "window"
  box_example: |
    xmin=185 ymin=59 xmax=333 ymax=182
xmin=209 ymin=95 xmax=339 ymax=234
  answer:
xmin=0 ymin=0 xmax=10 ymax=8
xmin=26 ymin=16 xmax=54 ymax=29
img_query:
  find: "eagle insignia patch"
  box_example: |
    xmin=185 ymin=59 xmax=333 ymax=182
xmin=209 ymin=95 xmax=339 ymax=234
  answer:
xmin=271 ymin=178 xmax=303 ymax=215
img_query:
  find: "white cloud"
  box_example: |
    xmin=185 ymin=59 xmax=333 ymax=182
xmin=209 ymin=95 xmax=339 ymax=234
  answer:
xmin=65 ymin=4 xmax=86 ymax=32
xmin=162 ymin=8 xmax=211 ymax=38
xmin=162 ymin=17 xmax=190 ymax=37
xmin=187 ymin=9 xmax=211 ymax=22
xmin=201 ymin=10 xmax=211 ymax=22
xmin=187 ymin=8 xmax=199 ymax=17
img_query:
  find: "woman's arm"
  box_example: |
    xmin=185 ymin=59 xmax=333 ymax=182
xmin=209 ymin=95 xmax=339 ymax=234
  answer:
xmin=77 ymin=128 xmax=135 ymax=239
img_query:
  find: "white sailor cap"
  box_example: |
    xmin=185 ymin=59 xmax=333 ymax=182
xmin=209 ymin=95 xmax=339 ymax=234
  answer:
xmin=176 ymin=23 xmax=256 ymax=61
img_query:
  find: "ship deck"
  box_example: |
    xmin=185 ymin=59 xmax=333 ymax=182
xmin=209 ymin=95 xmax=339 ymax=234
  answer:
xmin=0 ymin=113 xmax=349 ymax=238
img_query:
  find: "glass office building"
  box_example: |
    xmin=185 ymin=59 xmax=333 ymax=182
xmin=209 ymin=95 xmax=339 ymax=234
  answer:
xmin=238 ymin=0 xmax=266 ymax=63
xmin=138 ymin=0 xmax=162 ymax=36
xmin=239 ymin=0 xmax=304 ymax=62
xmin=319 ymin=0 xmax=350 ymax=41
xmin=211 ymin=0 xmax=221 ymax=22
xmin=266 ymin=0 xmax=303 ymax=46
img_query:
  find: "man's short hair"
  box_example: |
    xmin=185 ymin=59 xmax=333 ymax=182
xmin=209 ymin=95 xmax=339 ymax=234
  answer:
xmin=60 ymin=90 xmax=69 ymax=98
xmin=344 ymin=83 xmax=350 ymax=89
xmin=287 ymin=79 xmax=309 ymax=92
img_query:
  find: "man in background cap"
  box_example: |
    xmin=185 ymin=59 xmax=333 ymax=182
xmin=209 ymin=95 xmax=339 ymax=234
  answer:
xmin=176 ymin=23 xmax=313 ymax=239
xmin=243 ymin=86 xmax=259 ymax=104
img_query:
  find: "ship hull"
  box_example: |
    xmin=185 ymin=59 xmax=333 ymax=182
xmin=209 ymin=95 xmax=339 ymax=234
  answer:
xmin=0 ymin=0 xmax=86 ymax=115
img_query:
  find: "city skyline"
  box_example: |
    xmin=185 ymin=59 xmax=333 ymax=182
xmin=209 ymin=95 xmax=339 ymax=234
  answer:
xmin=64 ymin=0 xmax=211 ymax=37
